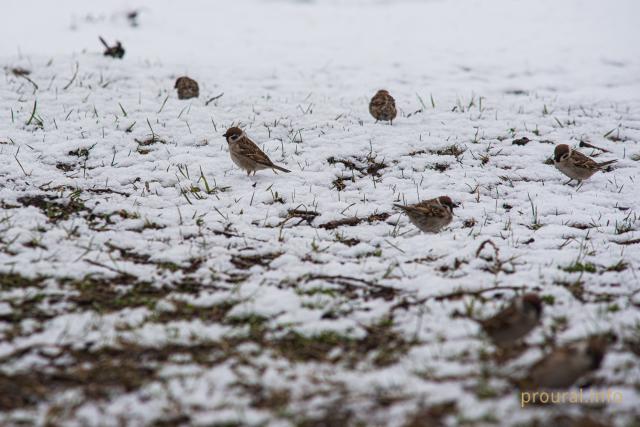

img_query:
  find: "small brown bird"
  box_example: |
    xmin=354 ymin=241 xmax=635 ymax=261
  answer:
xmin=394 ymin=196 xmax=456 ymax=233
xmin=223 ymin=127 xmax=291 ymax=176
xmin=479 ymin=293 xmax=543 ymax=347
xmin=554 ymin=144 xmax=616 ymax=184
xmin=369 ymin=90 xmax=397 ymax=124
xmin=174 ymin=76 xmax=199 ymax=100
xmin=520 ymin=335 xmax=608 ymax=390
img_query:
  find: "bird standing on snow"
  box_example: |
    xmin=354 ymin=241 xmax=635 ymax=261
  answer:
xmin=369 ymin=89 xmax=397 ymax=124
xmin=479 ymin=293 xmax=543 ymax=347
xmin=553 ymin=144 xmax=616 ymax=185
xmin=520 ymin=335 xmax=609 ymax=390
xmin=223 ymin=127 xmax=291 ymax=176
xmin=174 ymin=76 xmax=199 ymax=100
xmin=394 ymin=196 xmax=457 ymax=233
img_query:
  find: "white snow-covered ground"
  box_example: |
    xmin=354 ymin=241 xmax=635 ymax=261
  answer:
xmin=1 ymin=0 xmax=640 ymax=425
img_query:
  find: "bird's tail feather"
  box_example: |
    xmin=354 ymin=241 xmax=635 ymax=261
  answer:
xmin=272 ymin=164 xmax=291 ymax=173
xmin=598 ymin=159 xmax=617 ymax=168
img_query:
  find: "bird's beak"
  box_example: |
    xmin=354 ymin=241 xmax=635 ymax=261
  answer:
xmin=222 ymin=132 xmax=229 ymax=138
xmin=453 ymin=202 xmax=461 ymax=208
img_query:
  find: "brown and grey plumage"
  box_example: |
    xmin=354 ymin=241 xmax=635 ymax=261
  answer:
xmin=520 ymin=335 xmax=608 ymax=390
xmin=554 ymin=144 xmax=616 ymax=184
xmin=479 ymin=293 xmax=542 ymax=347
xmin=223 ymin=127 xmax=291 ymax=176
xmin=174 ymin=76 xmax=199 ymax=100
xmin=394 ymin=196 xmax=456 ymax=233
xmin=369 ymin=89 xmax=397 ymax=124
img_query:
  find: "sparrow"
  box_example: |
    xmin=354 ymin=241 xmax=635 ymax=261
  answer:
xmin=553 ymin=144 xmax=617 ymax=184
xmin=520 ymin=335 xmax=608 ymax=390
xmin=99 ymin=36 xmax=125 ymax=59
xmin=223 ymin=127 xmax=291 ymax=176
xmin=394 ymin=196 xmax=457 ymax=233
xmin=174 ymin=76 xmax=199 ymax=100
xmin=478 ymin=293 xmax=542 ymax=347
xmin=369 ymin=90 xmax=397 ymax=124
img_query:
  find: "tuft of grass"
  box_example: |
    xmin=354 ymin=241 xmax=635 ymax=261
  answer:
xmin=151 ymin=300 xmax=236 ymax=324
xmin=605 ymin=260 xmax=628 ymax=272
xmin=430 ymin=144 xmax=466 ymax=157
xmin=25 ymin=99 xmax=44 ymax=129
xmin=541 ymin=295 xmax=555 ymax=305
xmin=230 ymin=252 xmax=282 ymax=270
xmin=327 ymin=154 xmax=387 ymax=178
xmin=527 ymin=193 xmax=542 ymax=230
xmin=614 ymin=213 xmax=637 ymax=234
xmin=332 ymin=176 xmax=352 ymax=191
xmin=271 ymin=319 xmax=412 ymax=367
xmin=431 ymin=162 xmax=450 ymax=172
xmin=561 ymin=261 xmax=596 ymax=274
xmin=17 ymin=194 xmax=86 ymax=223
xmin=0 ymin=273 xmax=45 ymax=290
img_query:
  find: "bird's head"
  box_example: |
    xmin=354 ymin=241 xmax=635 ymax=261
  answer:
xmin=223 ymin=127 xmax=243 ymax=143
xmin=438 ymin=196 xmax=459 ymax=212
xmin=554 ymin=144 xmax=571 ymax=162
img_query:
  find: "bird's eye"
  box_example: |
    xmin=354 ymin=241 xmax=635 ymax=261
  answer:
xmin=561 ymin=153 xmax=570 ymax=161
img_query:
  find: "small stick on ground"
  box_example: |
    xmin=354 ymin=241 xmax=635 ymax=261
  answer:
xmin=205 ymin=93 xmax=224 ymax=106
xmin=579 ymin=140 xmax=610 ymax=153
xmin=63 ymin=62 xmax=79 ymax=90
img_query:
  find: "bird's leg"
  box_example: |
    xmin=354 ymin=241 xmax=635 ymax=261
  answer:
xmin=252 ymin=170 xmax=257 ymax=176
xmin=246 ymin=170 xmax=251 ymax=177
xmin=390 ymin=119 xmax=393 ymax=126
xmin=563 ymin=178 xmax=573 ymax=185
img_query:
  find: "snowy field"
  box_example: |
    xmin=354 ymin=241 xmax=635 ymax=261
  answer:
xmin=2 ymin=0 xmax=640 ymax=425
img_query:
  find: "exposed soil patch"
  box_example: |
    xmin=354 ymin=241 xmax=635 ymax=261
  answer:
xmin=327 ymin=154 xmax=387 ymax=177
xmin=17 ymin=194 xmax=86 ymax=222
xmin=231 ymin=252 xmax=283 ymax=270
xmin=319 ymin=212 xmax=390 ymax=230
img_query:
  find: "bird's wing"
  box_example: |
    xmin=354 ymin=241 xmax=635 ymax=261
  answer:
xmin=396 ymin=199 xmax=448 ymax=218
xmin=236 ymin=138 xmax=274 ymax=167
xmin=388 ymin=96 xmax=396 ymax=108
xmin=412 ymin=200 xmax=447 ymax=217
xmin=570 ymin=151 xmax=600 ymax=171
xmin=370 ymin=94 xmax=388 ymax=107
xmin=529 ymin=345 xmax=577 ymax=375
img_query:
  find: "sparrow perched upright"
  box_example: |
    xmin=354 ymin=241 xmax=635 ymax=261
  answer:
xmin=174 ymin=76 xmax=199 ymax=100
xmin=394 ymin=196 xmax=456 ymax=233
xmin=223 ymin=127 xmax=291 ymax=176
xmin=369 ymin=90 xmax=397 ymax=124
xmin=479 ymin=293 xmax=543 ymax=347
xmin=520 ymin=335 xmax=608 ymax=390
xmin=553 ymin=144 xmax=617 ymax=184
